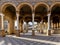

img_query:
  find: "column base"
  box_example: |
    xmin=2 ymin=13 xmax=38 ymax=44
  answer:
xmin=37 ymin=30 xmax=40 ymax=33
xmin=15 ymin=30 xmax=20 ymax=37
xmin=26 ymin=30 xmax=28 ymax=33
xmin=47 ymin=30 xmax=51 ymax=36
xmin=0 ymin=30 xmax=5 ymax=37
xmin=7 ymin=32 xmax=13 ymax=35
xmin=41 ymin=30 xmax=43 ymax=34
xmin=20 ymin=30 xmax=23 ymax=33
xmin=18 ymin=30 xmax=20 ymax=33
xmin=32 ymin=30 xmax=35 ymax=36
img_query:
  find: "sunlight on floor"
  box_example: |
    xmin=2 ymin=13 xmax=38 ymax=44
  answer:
xmin=7 ymin=35 xmax=60 ymax=45
xmin=0 ymin=40 xmax=12 ymax=45
xmin=0 ymin=41 xmax=5 ymax=45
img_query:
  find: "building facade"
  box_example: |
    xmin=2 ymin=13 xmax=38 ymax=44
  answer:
xmin=0 ymin=0 xmax=60 ymax=36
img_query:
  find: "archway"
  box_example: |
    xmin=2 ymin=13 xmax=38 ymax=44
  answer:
xmin=51 ymin=3 xmax=60 ymax=34
xmin=17 ymin=3 xmax=33 ymax=33
xmin=34 ymin=2 xmax=49 ymax=34
xmin=1 ymin=3 xmax=16 ymax=34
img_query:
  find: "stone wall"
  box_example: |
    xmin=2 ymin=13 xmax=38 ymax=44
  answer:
xmin=0 ymin=0 xmax=60 ymax=7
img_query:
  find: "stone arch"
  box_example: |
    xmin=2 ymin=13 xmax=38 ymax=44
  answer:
xmin=50 ymin=2 xmax=60 ymax=17
xmin=17 ymin=2 xmax=33 ymax=13
xmin=1 ymin=2 xmax=16 ymax=13
xmin=1 ymin=2 xmax=16 ymax=34
xmin=50 ymin=2 xmax=60 ymax=11
xmin=34 ymin=2 xmax=49 ymax=32
xmin=34 ymin=2 xmax=49 ymax=21
xmin=50 ymin=2 xmax=60 ymax=33
xmin=34 ymin=2 xmax=49 ymax=11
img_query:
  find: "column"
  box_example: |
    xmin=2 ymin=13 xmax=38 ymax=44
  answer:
xmin=8 ymin=19 xmax=14 ymax=34
xmin=37 ymin=22 xmax=40 ymax=33
xmin=23 ymin=20 xmax=24 ymax=33
xmin=56 ymin=22 xmax=58 ymax=29
xmin=19 ymin=21 xmax=21 ymax=33
xmin=50 ymin=20 xmax=52 ymax=29
xmin=40 ymin=19 xmax=43 ymax=33
xmin=59 ymin=19 xmax=60 ymax=29
xmin=32 ymin=13 xmax=34 ymax=30
xmin=0 ymin=13 xmax=5 ymax=37
xmin=58 ymin=22 xmax=59 ymax=29
xmin=1 ymin=15 xmax=4 ymax=30
xmin=56 ymin=23 xmax=57 ymax=29
xmin=53 ymin=23 xmax=54 ymax=29
xmin=15 ymin=12 xmax=20 ymax=36
xmin=19 ymin=20 xmax=23 ymax=33
xmin=16 ymin=15 xmax=19 ymax=30
xmin=26 ymin=22 xmax=28 ymax=33
xmin=32 ymin=13 xmax=35 ymax=36
xmin=47 ymin=13 xmax=51 ymax=36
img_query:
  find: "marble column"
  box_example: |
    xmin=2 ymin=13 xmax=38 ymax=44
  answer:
xmin=19 ymin=21 xmax=21 ymax=33
xmin=40 ymin=20 xmax=43 ymax=34
xmin=16 ymin=15 xmax=19 ymax=30
xmin=47 ymin=13 xmax=51 ymax=36
xmin=26 ymin=22 xmax=28 ymax=33
xmin=15 ymin=12 xmax=20 ymax=36
xmin=37 ymin=22 xmax=40 ymax=33
xmin=23 ymin=20 xmax=24 ymax=31
xmin=32 ymin=13 xmax=35 ymax=36
xmin=0 ymin=13 xmax=5 ymax=37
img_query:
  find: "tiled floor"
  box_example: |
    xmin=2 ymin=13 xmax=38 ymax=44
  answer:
xmin=0 ymin=36 xmax=55 ymax=45
xmin=0 ymin=31 xmax=60 ymax=45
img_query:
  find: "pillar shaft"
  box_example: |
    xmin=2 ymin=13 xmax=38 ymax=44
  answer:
xmin=15 ymin=12 xmax=20 ymax=36
xmin=47 ymin=13 xmax=51 ymax=36
xmin=23 ymin=20 xmax=24 ymax=31
xmin=0 ymin=13 xmax=5 ymax=37
xmin=53 ymin=23 xmax=54 ymax=29
xmin=32 ymin=13 xmax=35 ymax=36
xmin=16 ymin=14 xmax=19 ymax=30
xmin=1 ymin=15 xmax=4 ymax=30
xmin=26 ymin=22 xmax=28 ymax=33
xmin=32 ymin=13 xmax=34 ymax=30
xmin=19 ymin=21 xmax=21 ymax=32
xmin=40 ymin=19 xmax=44 ymax=34
xmin=48 ymin=14 xmax=51 ymax=30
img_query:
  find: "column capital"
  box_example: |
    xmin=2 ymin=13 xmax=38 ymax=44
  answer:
xmin=47 ymin=13 xmax=51 ymax=16
xmin=0 ymin=13 xmax=4 ymax=16
xmin=16 ymin=14 xmax=19 ymax=17
xmin=16 ymin=11 xmax=19 ymax=13
xmin=16 ymin=11 xmax=19 ymax=17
